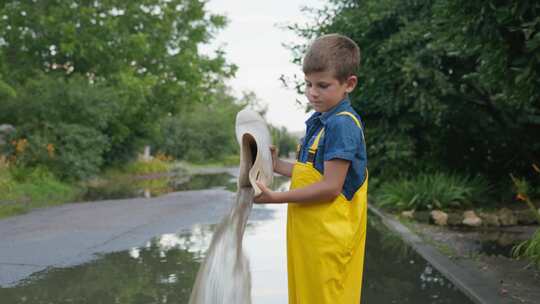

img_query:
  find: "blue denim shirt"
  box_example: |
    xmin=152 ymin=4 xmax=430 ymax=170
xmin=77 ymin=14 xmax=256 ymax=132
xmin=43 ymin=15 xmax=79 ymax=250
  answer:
xmin=298 ymin=98 xmax=367 ymax=201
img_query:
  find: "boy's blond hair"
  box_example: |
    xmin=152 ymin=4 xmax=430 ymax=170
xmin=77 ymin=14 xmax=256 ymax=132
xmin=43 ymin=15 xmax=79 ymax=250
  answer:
xmin=302 ymin=33 xmax=361 ymax=83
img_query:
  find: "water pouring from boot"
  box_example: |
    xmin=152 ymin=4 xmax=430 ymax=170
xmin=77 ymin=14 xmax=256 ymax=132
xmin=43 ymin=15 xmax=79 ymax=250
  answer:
xmin=188 ymin=109 xmax=273 ymax=304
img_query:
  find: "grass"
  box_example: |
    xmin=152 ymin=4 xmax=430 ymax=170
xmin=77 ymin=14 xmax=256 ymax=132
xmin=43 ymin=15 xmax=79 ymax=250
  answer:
xmin=513 ymin=228 xmax=540 ymax=268
xmin=0 ymin=163 xmax=82 ymax=219
xmin=0 ymin=158 xmax=175 ymax=219
xmin=124 ymin=158 xmax=172 ymax=175
xmin=374 ymin=172 xmax=491 ymax=211
xmin=0 ymin=155 xmax=240 ymax=219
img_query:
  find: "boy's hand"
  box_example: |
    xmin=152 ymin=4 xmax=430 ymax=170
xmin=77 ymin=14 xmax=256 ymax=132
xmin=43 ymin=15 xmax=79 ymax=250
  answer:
xmin=254 ymin=181 xmax=280 ymax=204
xmin=269 ymin=145 xmax=279 ymax=171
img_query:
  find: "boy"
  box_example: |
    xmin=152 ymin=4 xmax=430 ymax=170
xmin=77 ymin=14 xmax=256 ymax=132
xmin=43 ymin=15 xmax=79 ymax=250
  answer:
xmin=254 ymin=34 xmax=368 ymax=304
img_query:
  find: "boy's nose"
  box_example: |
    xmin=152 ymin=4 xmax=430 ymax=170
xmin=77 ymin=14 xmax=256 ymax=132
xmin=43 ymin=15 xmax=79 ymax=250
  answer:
xmin=307 ymin=87 xmax=319 ymax=98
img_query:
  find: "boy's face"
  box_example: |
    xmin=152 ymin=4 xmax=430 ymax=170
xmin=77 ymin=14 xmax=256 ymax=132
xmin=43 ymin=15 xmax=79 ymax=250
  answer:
xmin=304 ymin=70 xmax=357 ymax=113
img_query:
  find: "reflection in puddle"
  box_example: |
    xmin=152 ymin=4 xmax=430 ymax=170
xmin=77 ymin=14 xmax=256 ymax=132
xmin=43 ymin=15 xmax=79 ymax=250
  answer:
xmin=477 ymin=239 xmax=517 ymax=257
xmin=446 ymin=228 xmax=531 ymax=258
xmin=173 ymin=173 xmax=237 ymax=192
xmin=1 ymin=179 xmax=473 ymax=304
xmin=362 ymin=214 xmax=473 ymax=304
xmin=0 ymin=232 xmax=203 ymax=303
xmin=82 ymin=172 xmax=238 ymax=201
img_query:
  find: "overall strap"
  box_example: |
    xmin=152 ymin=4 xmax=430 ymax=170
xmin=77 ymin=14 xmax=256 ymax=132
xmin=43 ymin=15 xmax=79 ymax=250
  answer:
xmin=305 ymin=112 xmax=364 ymax=164
xmin=337 ymin=111 xmax=364 ymax=141
xmin=307 ymin=128 xmax=325 ymax=163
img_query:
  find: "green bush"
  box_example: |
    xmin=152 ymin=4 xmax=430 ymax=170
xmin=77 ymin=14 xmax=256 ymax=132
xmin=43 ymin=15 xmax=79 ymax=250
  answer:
xmin=6 ymin=123 xmax=109 ymax=180
xmin=0 ymin=74 xmax=118 ymax=180
xmin=375 ymin=172 xmax=490 ymax=211
xmin=513 ymin=229 xmax=540 ymax=269
xmin=155 ymin=92 xmax=242 ymax=163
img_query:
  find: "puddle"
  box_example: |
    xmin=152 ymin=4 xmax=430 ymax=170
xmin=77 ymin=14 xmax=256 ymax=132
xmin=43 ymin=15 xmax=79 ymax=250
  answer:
xmin=477 ymin=240 xmax=518 ymax=257
xmin=172 ymin=173 xmax=237 ymax=192
xmin=363 ymin=215 xmax=473 ymax=303
xmin=446 ymin=228 xmax=531 ymax=258
xmin=82 ymin=172 xmax=238 ymax=201
xmin=1 ymin=179 xmax=474 ymax=303
xmin=0 ymin=232 xmax=205 ymax=304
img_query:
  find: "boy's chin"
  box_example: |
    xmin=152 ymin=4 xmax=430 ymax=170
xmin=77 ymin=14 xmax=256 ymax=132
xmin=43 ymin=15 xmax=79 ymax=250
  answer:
xmin=311 ymin=103 xmax=325 ymax=112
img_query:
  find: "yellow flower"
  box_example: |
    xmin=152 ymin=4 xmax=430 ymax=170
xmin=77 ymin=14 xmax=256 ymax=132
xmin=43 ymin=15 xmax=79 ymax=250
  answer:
xmin=516 ymin=193 xmax=528 ymax=201
xmin=15 ymin=139 xmax=28 ymax=154
xmin=46 ymin=143 xmax=55 ymax=158
xmin=155 ymin=152 xmax=173 ymax=162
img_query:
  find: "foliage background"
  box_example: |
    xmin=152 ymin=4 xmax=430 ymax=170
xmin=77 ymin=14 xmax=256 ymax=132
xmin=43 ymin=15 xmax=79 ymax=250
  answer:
xmin=0 ymin=0 xmax=244 ymax=179
xmin=287 ymin=0 xmax=540 ymax=203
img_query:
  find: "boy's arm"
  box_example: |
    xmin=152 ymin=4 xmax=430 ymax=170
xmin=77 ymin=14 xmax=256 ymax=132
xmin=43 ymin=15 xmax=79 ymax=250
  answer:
xmin=270 ymin=146 xmax=293 ymax=177
xmin=274 ymin=158 xmax=294 ymax=177
xmin=254 ymin=159 xmax=350 ymax=204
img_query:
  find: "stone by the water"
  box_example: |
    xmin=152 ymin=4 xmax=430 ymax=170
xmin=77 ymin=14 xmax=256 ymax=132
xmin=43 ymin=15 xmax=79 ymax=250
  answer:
xmin=498 ymin=208 xmax=517 ymax=226
xmin=478 ymin=212 xmax=500 ymax=227
xmin=462 ymin=210 xmax=482 ymax=227
xmin=430 ymin=210 xmax=448 ymax=226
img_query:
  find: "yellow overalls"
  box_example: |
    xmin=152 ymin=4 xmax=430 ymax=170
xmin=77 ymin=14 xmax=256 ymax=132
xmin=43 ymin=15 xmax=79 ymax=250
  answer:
xmin=287 ymin=111 xmax=368 ymax=304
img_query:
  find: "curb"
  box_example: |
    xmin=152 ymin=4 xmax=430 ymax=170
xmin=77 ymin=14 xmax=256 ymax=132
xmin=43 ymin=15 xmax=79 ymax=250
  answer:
xmin=368 ymin=205 xmax=512 ymax=304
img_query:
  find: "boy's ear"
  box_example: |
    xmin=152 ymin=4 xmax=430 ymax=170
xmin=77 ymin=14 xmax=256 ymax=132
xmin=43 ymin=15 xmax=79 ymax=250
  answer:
xmin=345 ymin=75 xmax=358 ymax=93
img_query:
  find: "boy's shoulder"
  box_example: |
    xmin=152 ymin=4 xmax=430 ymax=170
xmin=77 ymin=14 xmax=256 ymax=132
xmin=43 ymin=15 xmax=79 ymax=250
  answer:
xmin=325 ymin=108 xmax=363 ymax=130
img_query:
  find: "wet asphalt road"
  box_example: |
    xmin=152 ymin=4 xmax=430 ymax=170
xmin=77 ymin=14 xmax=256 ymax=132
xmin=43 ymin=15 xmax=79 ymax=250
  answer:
xmin=0 ymin=166 xmax=276 ymax=287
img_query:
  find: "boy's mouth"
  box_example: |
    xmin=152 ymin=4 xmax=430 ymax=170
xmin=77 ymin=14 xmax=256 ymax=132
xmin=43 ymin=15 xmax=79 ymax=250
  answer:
xmin=312 ymin=102 xmax=324 ymax=109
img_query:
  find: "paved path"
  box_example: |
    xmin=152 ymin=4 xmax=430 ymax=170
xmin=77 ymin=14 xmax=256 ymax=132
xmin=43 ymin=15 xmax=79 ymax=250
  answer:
xmin=0 ymin=184 xmax=272 ymax=286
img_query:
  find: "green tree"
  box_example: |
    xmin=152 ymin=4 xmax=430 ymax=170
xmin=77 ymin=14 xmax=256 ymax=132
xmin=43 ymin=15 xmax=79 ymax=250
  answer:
xmin=154 ymin=83 xmax=243 ymax=162
xmin=0 ymin=0 xmax=236 ymax=177
xmin=289 ymin=0 xmax=540 ymax=182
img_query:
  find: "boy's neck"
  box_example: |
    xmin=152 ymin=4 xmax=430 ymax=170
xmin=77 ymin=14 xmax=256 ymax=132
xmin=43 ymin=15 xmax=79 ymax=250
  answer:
xmin=320 ymin=95 xmax=348 ymax=114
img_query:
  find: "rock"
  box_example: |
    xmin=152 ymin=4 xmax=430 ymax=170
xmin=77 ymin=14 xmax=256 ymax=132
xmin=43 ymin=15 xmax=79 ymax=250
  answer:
xmin=447 ymin=213 xmax=464 ymax=226
xmin=401 ymin=210 xmax=414 ymax=219
xmin=462 ymin=210 xmax=482 ymax=227
xmin=515 ymin=210 xmax=539 ymax=225
xmin=413 ymin=211 xmax=431 ymax=223
xmin=498 ymin=208 xmax=517 ymax=226
xmin=0 ymin=124 xmax=15 ymax=147
xmin=478 ymin=212 xmax=500 ymax=227
xmin=430 ymin=210 xmax=448 ymax=226
xmin=141 ymin=145 xmax=152 ymax=161
xmin=0 ymin=124 xmax=15 ymax=133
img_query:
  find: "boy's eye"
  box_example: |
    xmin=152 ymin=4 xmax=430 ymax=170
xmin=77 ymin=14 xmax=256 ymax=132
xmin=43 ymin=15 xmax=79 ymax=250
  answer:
xmin=304 ymin=82 xmax=329 ymax=89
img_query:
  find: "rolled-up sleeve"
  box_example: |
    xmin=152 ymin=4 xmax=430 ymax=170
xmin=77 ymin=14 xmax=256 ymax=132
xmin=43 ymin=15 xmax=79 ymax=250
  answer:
xmin=323 ymin=116 xmax=362 ymax=162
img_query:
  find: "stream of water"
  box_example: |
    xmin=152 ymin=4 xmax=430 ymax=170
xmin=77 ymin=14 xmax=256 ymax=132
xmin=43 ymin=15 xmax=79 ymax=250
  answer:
xmin=188 ymin=187 xmax=254 ymax=304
